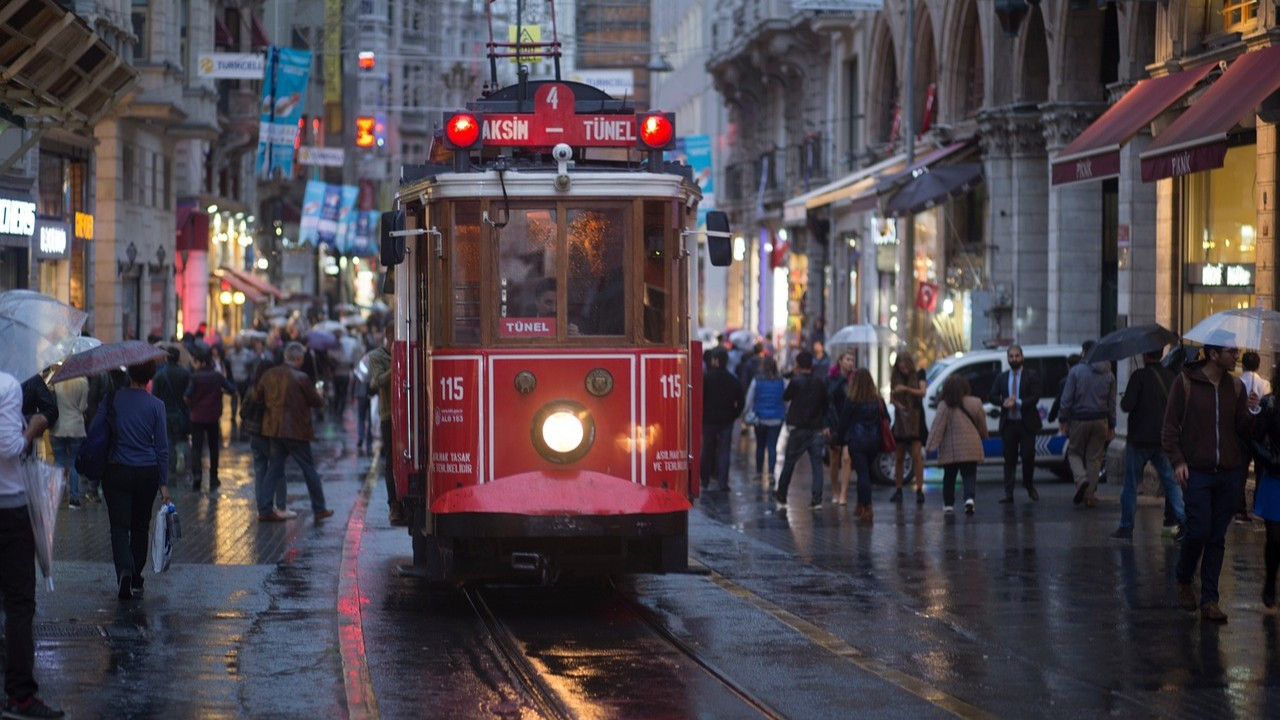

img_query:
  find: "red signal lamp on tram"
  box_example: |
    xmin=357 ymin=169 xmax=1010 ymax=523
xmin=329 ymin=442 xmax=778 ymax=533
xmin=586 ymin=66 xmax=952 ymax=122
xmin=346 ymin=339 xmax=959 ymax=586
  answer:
xmin=636 ymin=112 xmax=675 ymax=151
xmin=444 ymin=112 xmax=484 ymax=150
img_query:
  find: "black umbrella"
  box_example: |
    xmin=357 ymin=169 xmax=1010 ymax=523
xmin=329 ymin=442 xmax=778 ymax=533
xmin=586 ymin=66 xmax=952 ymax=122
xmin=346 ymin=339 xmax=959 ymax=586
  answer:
xmin=1085 ymin=323 xmax=1179 ymax=364
xmin=883 ymin=163 xmax=983 ymax=217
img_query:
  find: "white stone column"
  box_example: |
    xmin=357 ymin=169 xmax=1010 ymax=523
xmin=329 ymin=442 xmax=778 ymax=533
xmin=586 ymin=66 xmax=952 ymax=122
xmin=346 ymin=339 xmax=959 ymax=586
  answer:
xmin=1043 ymin=104 xmax=1105 ymax=344
xmin=92 ymin=118 xmax=122 ymax=342
xmin=1119 ymin=135 xmax=1159 ymax=325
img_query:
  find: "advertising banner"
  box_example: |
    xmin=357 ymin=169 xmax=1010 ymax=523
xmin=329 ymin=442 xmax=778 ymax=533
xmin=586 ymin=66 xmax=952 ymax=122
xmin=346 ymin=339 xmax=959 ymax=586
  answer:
xmin=334 ymin=185 xmax=359 ymax=252
xmin=316 ymin=183 xmax=343 ymax=247
xmin=350 ymin=210 xmax=378 ymax=257
xmin=675 ymin=135 xmax=713 ymax=225
xmin=255 ymin=47 xmax=313 ymax=179
xmin=298 ymin=180 xmax=326 ymax=246
xmin=297 ymin=146 xmax=345 ymax=167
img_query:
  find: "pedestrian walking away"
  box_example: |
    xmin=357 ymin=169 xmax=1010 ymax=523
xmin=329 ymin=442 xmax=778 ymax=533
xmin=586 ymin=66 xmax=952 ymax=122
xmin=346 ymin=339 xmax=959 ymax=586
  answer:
xmin=1059 ymin=340 xmax=1116 ymax=508
xmin=1113 ymin=350 xmax=1184 ymax=540
xmin=1163 ymin=341 xmax=1259 ymax=623
xmin=775 ymin=351 xmax=830 ymax=509
xmin=989 ymin=345 xmax=1043 ymax=504
xmin=835 ymin=367 xmax=881 ymax=519
xmin=184 ymin=352 xmax=235 ymax=491
xmin=890 ymin=351 xmax=927 ymax=505
xmin=824 ymin=351 xmax=855 ymax=503
xmin=743 ymin=356 xmax=785 ymax=480
xmin=95 ymin=360 xmax=172 ymax=601
xmin=1249 ymin=367 xmax=1280 ymax=610
xmin=255 ymin=342 xmax=333 ymax=522
xmin=1239 ymin=350 xmax=1271 ymax=523
xmin=925 ymin=375 xmax=988 ymax=515
xmin=151 ymin=349 xmax=192 ymax=489
xmin=0 ymin=371 xmax=65 ymax=718
xmin=49 ymin=375 xmax=88 ymax=507
xmin=700 ymin=347 xmax=743 ymax=492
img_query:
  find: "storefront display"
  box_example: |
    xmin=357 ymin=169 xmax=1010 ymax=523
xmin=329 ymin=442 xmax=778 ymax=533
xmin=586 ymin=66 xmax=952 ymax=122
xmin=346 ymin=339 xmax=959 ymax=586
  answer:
xmin=1179 ymin=143 xmax=1256 ymax=331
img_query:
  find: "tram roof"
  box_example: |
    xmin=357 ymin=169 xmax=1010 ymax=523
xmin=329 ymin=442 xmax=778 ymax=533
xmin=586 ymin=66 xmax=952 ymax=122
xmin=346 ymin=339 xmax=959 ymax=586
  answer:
xmin=395 ymin=165 xmax=702 ymax=207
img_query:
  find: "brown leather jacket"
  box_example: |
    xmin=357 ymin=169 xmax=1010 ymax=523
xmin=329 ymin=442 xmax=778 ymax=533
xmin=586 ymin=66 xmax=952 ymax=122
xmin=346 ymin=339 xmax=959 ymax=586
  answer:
xmin=256 ymin=364 xmax=323 ymax=441
xmin=1162 ymin=364 xmax=1256 ymax=472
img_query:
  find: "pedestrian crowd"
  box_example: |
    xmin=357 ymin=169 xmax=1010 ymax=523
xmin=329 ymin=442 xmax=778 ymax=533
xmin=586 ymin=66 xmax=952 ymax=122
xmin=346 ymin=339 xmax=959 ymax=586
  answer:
xmin=705 ymin=329 xmax=1280 ymax=624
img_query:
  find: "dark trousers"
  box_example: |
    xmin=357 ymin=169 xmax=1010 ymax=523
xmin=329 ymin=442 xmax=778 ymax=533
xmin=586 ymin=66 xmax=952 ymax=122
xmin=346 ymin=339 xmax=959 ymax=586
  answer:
xmin=1266 ymin=520 xmax=1280 ymax=597
xmin=381 ymin=419 xmax=396 ymax=504
xmin=102 ymin=463 xmax=160 ymax=583
xmin=942 ymin=462 xmax=978 ymax=507
xmin=190 ymin=420 xmax=221 ymax=485
xmin=0 ymin=506 xmax=37 ymax=701
xmin=776 ymin=427 xmax=827 ymax=504
xmin=847 ymin=439 xmax=878 ymax=507
xmin=264 ymin=438 xmax=327 ymax=514
xmin=1001 ymin=423 xmax=1037 ymax=497
xmin=356 ymin=397 xmax=373 ymax=451
xmin=754 ymin=423 xmax=782 ymax=474
xmin=701 ymin=422 xmax=733 ymax=489
xmin=332 ymin=375 xmax=350 ymax=416
xmin=1177 ymin=467 xmax=1244 ymax=605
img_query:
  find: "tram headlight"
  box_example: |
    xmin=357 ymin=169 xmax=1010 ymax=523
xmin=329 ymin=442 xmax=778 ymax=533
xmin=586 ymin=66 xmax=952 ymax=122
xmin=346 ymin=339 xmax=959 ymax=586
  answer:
xmin=531 ymin=401 xmax=595 ymax=463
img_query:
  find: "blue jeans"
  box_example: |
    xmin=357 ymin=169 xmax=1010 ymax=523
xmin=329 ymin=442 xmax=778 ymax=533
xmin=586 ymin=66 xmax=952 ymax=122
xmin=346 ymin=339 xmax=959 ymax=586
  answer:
xmin=260 ymin=438 xmax=327 ymax=515
xmin=50 ymin=436 xmax=83 ymax=501
xmin=701 ymin=423 xmax=734 ymax=489
xmin=1176 ymin=467 xmax=1244 ymax=605
xmin=249 ymin=433 xmax=286 ymax=509
xmin=776 ymin=428 xmax=827 ymax=504
xmin=754 ymin=423 xmax=782 ymax=473
xmin=1121 ymin=445 xmax=1184 ymax=530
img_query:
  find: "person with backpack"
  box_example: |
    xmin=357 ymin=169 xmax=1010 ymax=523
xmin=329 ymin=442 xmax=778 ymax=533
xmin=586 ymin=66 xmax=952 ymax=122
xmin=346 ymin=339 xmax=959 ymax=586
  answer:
xmin=1112 ymin=350 xmax=1183 ymax=541
xmin=1163 ymin=341 xmax=1259 ymax=622
xmin=925 ymin=375 xmax=988 ymax=515
xmin=743 ymin=356 xmax=785 ymax=479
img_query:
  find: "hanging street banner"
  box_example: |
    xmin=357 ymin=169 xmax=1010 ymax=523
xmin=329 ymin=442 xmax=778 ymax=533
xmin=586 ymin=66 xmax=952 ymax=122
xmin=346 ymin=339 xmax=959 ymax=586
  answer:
xmin=197 ymin=53 xmax=266 ymax=79
xmin=350 ymin=210 xmax=378 ymax=257
xmin=298 ymin=180 xmax=326 ymax=246
xmin=674 ymin=135 xmax=713 ymax=226
xmin=298 ymin=146 xmax=345 ymax=167
xmin=255 ymin=46 xmax=313 ymax=179
xmin=334 ymin=185 xmax=359 ymax=251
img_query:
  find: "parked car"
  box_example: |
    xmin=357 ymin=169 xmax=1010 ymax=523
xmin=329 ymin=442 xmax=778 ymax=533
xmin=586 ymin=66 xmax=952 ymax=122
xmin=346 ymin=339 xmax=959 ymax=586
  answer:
xmin=875 ymin=344 xmax=1076 ymax=483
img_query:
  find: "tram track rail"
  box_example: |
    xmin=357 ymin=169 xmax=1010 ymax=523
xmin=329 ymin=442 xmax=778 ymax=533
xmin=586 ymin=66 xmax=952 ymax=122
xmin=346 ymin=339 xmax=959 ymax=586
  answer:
xmin=464 ymin=581 xmax=785 ymax=720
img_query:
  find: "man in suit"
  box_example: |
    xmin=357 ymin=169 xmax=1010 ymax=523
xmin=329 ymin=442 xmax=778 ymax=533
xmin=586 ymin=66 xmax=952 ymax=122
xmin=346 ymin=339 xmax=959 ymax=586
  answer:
xmin=988 ymin=344 xmax=1042 ymax=503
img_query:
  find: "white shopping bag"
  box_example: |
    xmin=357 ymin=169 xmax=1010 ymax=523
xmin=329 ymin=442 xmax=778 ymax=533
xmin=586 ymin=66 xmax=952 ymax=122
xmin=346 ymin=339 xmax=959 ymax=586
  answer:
xmin=151 ymin=503 xmax=180 ymax=573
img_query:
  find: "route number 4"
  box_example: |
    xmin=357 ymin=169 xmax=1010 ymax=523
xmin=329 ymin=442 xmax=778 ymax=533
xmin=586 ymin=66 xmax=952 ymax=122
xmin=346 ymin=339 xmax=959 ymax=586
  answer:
xmin=439 ymin=376 xmax=464 ymax=401
xmin=659 ymin=373 xmax=682 ymax=398
xmin=545 ymin=85 xmax=559 ymax=110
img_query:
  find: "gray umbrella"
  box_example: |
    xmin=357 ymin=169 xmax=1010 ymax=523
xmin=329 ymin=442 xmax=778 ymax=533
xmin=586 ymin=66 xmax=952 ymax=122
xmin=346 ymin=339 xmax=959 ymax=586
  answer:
xmin=1085 ymin=323 xmax=1179 ymax=364
xmin=883 ymin=163 xmax=984 ymax=217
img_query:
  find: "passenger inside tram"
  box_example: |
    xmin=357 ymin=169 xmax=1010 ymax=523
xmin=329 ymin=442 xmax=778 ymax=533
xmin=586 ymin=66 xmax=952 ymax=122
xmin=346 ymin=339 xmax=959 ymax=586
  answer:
xmin=527 ymin=277 xmax=581 ymax=335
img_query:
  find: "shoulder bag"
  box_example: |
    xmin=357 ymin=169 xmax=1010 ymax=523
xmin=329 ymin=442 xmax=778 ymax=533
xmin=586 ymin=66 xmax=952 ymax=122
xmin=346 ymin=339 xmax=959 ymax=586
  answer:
xmin=75 ymin=388 xmax=117 ymax=480
xmin=878 ymin=399 xmax=897 ymax=453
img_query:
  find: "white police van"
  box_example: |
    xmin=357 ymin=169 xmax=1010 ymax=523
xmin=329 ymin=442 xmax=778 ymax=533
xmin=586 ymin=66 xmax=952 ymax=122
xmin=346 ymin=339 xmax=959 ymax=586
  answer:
xmin=876 ymin=344 xmax=1077 ymax=483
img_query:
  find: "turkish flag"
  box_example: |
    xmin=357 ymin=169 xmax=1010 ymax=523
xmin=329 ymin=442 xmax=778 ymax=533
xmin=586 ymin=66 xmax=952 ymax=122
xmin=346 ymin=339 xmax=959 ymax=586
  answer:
xmin=915 ymin=281 xmax=939 ymax=312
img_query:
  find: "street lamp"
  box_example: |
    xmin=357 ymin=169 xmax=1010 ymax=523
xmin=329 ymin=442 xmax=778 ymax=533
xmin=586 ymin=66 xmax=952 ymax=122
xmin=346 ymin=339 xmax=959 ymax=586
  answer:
xmin=645 ymin=54 xmax=673 ymax=73
xmin=993 ymin=0 xmax=1035 ymax=37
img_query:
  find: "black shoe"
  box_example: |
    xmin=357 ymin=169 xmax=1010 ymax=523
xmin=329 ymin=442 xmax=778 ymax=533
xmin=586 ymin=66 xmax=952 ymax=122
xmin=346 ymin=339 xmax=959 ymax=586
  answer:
xmin=1110 ymin=527 xmax=1133 ymax=540
xmin=1026 ymin=485 xmax=1039 ymax=502
xmin=1073 ymin=484 xmax=1087 ymax=505
xmin=890 ymin=488 xmax=903 ymax=503
xmin=999 ymin=496 xmax=1014 ymax=504
xmin=209 ymin=477 xmax=221 ymax=490
xmin=916 ymin=488 xmax=925 ymax=505
xmin=118 ymin=573 xmax=132 ymax=600
xmin=3 ymin=696 xmax=65 ymax=719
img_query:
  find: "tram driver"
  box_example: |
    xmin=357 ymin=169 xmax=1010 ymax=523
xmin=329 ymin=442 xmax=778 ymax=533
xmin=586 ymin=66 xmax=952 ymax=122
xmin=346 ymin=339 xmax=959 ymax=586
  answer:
xmin=528 ymin=277 xmax=581 ymax=336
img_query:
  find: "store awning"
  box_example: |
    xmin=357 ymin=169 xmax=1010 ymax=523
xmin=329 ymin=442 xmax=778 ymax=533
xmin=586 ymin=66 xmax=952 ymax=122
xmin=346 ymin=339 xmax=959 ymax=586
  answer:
xmin=875 ymin=141 xmax=982 ymax=217
xmin=783 ymin=151 xmax=909 ymax=221
xmin=0 ymin=0 xmax=139 ymax=164
xmin=222 ymin=266 xmax=286 ymax=300
xmin=250 ymin=17 xmax=270 ymax=50
xmin=1141 ymin=44 xmax=1280 ymax=182
xmin=1052 ymin=64 xmax=1216 ymax=186
xmin=175 ymin=205 xmax=209 ymax=252
xmin=214 ymin=269 xmax=267 ymax=304
xmin=875 ymin=141 xmax=976 ymax=195
xmin=215 ymin=19 xmax=234 ymax=49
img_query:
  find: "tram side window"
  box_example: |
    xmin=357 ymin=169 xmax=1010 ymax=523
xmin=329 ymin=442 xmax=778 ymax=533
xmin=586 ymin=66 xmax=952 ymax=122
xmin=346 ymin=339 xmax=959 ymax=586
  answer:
xmin=642 ymin=201 xmax=669 ymax=344
xmin=567 ymin=207 xmax=625 ymax=336
xmin=452 ymin=202 xmax=482 ymax=345
xmin=497 ymin=208 xmax=557 ymax=324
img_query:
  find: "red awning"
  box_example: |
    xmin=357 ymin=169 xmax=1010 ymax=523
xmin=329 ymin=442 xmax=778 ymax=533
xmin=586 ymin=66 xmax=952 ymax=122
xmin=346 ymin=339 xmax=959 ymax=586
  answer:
xmin=175 ymin=205 xmax=209 ymax=252
xmin=1051 ymin=64 xmax=1216 ymax=186
xmin=1141 ymin=44 xmax=1280 ymax=182
xmin=215 ymin=270 xmax=267 ymax=304
xmin=250 ymin=16 xmax=270 ymax=50
xmin=222 ymin=266 xmax=285 ymax=300
xmin=215 ymin=19 xmax=234 ymax=49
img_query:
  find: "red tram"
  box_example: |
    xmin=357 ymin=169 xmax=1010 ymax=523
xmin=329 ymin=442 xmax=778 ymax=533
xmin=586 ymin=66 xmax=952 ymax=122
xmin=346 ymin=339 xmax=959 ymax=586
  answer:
xmin=378 ymin=21 xmax=732 ymax=582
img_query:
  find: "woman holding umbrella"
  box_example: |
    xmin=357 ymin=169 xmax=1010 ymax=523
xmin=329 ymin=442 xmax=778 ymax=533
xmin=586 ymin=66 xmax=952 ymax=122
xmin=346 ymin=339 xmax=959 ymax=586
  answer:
xmin=94 ymin=360 xmax=171 ymax=600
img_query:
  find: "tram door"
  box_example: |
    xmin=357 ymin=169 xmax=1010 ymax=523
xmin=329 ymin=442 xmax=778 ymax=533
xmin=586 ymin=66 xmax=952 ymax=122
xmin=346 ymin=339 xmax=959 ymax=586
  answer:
xmin=391 ymin=204 xmax=430 ymax=515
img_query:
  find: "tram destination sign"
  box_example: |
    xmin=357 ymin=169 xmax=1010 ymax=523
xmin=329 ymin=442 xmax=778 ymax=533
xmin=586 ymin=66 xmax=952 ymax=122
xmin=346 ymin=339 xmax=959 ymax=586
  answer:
xmin=478 ymin=83 xmax=638 ymax=148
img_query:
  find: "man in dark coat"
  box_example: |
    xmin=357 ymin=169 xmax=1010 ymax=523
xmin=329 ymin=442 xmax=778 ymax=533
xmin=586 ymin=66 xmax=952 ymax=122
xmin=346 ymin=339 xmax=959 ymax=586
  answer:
xmin=774 ymin=351 xmax=830 ymax=509
xmin=151 ymin=349 xmax=192 ymax=489
xmin=988 ymin=344 xmax=1043 ymax=503
xmin=1113 ymin=350 xmax=1183 ymax=540
xmin=701 ymin=347 xmax=743 ymax=491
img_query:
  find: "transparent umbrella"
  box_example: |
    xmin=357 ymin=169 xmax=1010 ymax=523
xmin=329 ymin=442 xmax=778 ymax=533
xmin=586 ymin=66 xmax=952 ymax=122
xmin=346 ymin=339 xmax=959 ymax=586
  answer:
xmin=0 ymin=291 xmax=87 ymax=380
xmin=1183 ymin=308 xmax=1280 ymax=351
xmin=827 ymin=323 xmax=897 ymax=353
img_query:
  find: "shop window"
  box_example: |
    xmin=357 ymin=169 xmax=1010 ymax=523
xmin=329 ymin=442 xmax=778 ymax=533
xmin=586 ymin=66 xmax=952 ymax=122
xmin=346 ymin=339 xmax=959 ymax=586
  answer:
xmin=568 ymin=207 xmax=626 ymax=336
xmin=1179 ymin=143 xmax=1256 ymax=332
xmin=38 ymin=154 xmax=66 ymax=217
xmin=452 ymin=202 xmax=482 ymax=344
